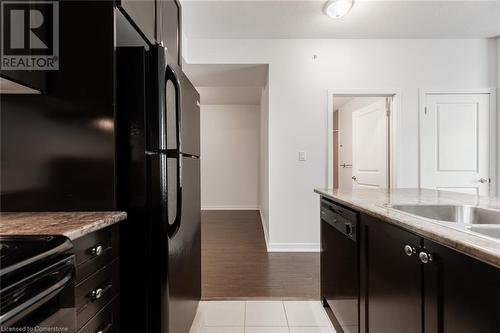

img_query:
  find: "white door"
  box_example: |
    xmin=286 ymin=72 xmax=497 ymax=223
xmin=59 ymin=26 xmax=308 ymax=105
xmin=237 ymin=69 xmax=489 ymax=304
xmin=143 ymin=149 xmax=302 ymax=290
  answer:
xmin=352 ymin=99 xmax=388 ymax=189
xmin=421 ymin=93 xmax=490 ymax=196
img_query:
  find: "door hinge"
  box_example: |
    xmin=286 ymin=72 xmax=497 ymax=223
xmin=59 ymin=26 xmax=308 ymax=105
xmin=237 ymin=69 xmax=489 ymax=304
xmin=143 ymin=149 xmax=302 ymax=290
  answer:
xmin=424 ymin=106 xmax=428 ymax=115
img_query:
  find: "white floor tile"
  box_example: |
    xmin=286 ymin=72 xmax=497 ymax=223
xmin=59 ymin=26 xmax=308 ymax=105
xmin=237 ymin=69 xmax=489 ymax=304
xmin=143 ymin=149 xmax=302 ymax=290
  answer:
xmin=189 ymin=307 xmax=204 ymax=333
xmin=199 ymin=327 xmax=245 ymax=333
xmin=289 ymin=327 xmax=336 ymax=333
xmin=246 ymin=301 xmax=288 ymax=327
xmin=197 ymin=301 xmax=246 ymax=326
xmin=283 ymin=302 xmax=331 ymax=327
xmin=246 ymin=327 xmax=290 ymax=333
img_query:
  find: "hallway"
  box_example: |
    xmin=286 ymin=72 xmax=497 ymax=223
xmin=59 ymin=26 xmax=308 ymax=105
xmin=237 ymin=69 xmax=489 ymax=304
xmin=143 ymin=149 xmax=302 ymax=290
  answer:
xmin=202 ymin=210 xmax=320 ymax=299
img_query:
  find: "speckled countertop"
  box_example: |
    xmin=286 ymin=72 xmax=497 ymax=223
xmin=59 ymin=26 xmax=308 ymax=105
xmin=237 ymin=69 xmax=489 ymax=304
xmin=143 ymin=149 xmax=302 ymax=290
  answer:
xmin=315 ymin=188 xmax=500 ymax=268
xmin=0 ymin=211 xmax=127 ymax=240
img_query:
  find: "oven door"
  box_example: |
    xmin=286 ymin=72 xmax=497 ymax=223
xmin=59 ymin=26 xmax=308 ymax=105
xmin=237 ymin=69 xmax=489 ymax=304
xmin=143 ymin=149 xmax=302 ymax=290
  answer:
xmin=0 ymin=255 xmax=77 ymax=332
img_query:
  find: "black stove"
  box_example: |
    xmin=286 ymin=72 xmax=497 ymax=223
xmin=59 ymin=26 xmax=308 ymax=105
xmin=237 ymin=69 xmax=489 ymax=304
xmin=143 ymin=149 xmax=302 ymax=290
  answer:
xmin=0 ymin=235 xmax=73 ymax=276
xmin=0 ymin=235 xmax=76 ymax=331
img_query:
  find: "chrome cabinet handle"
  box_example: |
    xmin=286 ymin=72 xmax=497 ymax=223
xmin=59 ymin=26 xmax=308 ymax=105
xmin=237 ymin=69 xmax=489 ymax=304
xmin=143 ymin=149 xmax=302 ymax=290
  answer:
xmin=91 ymin=245 xmax=103 ymax=256
xmin=90 ymin=284 xmax=112 ymax=301
xmin=479 ymin=177 xmax=489 ymax=184
xmin=419 ymin=251 xmax=433 ymax=264
xmin=404 ymin=245 xmax=415 ymax=256
xmin=91 ymin=288 xmax=103 ymax=300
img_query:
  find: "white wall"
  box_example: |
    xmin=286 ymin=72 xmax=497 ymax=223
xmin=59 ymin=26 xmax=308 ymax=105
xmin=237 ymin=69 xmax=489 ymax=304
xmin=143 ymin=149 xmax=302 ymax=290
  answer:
xmin=259 ymin=83 xmax=270 ymax=243
xmin=188 ymin=38 xmax=495 ymax=251
xmin=200 ymin=104 xmax=260 ymax=209
xmin=497 ymin=37 xmax=500 ymax=195
xmin=337 ymin=97 xmax=383 ymax=189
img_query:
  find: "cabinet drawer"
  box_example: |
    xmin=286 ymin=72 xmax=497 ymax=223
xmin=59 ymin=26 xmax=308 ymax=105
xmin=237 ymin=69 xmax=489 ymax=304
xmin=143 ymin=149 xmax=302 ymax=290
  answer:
xmin=74 ymin=225 xmax=119 ymax=282
xmin=76 ymin=258 xmax=120 ymax=330
xmin=78 ymin=296 xmax=120 ymax=333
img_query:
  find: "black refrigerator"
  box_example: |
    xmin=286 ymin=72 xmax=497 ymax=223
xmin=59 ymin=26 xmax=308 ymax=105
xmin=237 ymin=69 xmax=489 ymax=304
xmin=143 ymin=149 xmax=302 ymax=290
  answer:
xmin=116 ymin=45 xmax=201 ymax=333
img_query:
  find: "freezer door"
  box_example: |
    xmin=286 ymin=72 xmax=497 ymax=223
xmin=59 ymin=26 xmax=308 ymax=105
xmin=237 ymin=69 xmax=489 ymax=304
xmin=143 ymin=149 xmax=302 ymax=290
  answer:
xmin=166 ymin=155 xmax=201 ymax=333
xmin=165 ymin=63 xmax=200 ymax=156
xmin=146 ymin=45 xmax=167 ymax=152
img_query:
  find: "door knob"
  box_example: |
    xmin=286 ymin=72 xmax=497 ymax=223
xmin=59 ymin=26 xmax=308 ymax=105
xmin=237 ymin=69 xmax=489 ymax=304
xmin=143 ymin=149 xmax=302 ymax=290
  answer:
xmin=479 ymin=178 xmax=489 ymax=184
xmin=352 ymin=176 xmax=357 ymax=181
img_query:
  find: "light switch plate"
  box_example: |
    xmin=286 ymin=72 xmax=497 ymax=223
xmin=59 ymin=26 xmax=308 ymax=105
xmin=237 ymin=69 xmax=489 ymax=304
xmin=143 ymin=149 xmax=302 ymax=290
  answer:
xmin=299 ymin=151 xmax=307 ymax=161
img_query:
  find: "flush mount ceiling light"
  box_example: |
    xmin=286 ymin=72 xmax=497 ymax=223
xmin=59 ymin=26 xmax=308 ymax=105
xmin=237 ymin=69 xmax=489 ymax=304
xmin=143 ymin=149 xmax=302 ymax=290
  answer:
xmin=324 ymin=0 xmax=355 ymax=19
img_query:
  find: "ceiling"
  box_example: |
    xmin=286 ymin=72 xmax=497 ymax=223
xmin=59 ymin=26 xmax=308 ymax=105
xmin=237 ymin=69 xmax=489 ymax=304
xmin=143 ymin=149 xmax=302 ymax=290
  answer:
xmin=183 ymin=64 xmax=268 ymax=105
xmin=181 ymin=0 xmax=500 ymax=39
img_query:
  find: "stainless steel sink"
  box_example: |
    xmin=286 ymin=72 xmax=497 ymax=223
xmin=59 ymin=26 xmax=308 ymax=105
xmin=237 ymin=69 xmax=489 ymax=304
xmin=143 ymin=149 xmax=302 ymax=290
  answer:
xmin=389 ymin=204 xmax=500 ymax=225
xmin=465 ymin=226 xmax=500 ymax=240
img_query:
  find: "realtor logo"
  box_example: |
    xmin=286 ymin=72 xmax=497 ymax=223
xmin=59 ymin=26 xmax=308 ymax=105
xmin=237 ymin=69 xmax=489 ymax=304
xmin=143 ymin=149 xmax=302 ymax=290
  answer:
xmin=1 ymin=1 xmax=59 ymax=70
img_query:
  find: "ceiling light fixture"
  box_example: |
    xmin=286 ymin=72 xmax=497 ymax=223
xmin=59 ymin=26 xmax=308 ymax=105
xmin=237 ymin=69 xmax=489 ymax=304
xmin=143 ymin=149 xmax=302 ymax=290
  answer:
xmin=324 ymin=0 xmax=354 ymax=19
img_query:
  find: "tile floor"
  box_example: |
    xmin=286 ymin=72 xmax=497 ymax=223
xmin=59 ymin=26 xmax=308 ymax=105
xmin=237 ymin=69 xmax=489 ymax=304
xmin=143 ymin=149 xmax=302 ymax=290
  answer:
xmin=190 ymin=301 xmax=337 ymax=333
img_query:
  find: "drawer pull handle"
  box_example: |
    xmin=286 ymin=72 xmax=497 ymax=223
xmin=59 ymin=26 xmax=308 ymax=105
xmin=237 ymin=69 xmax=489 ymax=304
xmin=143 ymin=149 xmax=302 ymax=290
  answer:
xmin=419 ymin=251 xmax=433 ymax=264
xmin=95 ymin=322 xmax=112 ymax=333
xmin=91 ymin=245 xmax=103 ymax=256
xmin=90 ymin=284 xmax=112 ymax=301
xmin=91 ymin=288 xmax=103 ymax=300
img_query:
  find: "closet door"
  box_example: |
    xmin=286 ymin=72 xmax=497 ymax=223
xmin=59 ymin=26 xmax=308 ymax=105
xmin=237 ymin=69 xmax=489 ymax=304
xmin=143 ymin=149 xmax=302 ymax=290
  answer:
xmin=421 ymin=93 xmax=490 ymax=195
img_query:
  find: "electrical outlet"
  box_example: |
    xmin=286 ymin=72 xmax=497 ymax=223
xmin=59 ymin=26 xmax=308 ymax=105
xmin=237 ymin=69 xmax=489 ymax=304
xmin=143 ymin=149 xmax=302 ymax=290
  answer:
xmin=299 ymin=151 xmax=307 ymax=161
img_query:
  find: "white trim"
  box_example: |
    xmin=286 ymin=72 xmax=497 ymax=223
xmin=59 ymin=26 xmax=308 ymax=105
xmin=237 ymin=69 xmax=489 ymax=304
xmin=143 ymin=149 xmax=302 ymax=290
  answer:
xmin=418 ymin=88 xmax=496 ymax=196
xmin=267 ymin=242 xmax=320 ymax=252
xmin=259 ymin=209 xmax=270 ymax=250
xmin=327 ymin=88 xmax=402 ymax=189
xmin=201 ymin=206 xmax=260 ymax=210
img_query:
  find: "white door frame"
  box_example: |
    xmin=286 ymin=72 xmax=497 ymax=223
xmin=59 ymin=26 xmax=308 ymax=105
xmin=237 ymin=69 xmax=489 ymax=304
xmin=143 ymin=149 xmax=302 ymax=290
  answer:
xmin=327 ymin=88 xmax=402 ymax=189
xmin=419 ymin=88 xmax=497 ymax=196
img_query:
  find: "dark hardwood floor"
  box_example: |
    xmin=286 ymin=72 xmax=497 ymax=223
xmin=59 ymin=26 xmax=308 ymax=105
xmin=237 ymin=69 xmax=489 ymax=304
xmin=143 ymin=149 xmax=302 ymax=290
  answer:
xmin=201 ymin=210 xmax=320 ymax=300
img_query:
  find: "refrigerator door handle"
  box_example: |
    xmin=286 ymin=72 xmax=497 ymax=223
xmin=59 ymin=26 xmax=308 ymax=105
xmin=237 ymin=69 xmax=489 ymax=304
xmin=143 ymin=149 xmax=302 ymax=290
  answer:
xmin=165 ymin=64 xmax=182 ymax=152
xmin=167 ymin=151 xmax=182 ymax=238
xmin=165 ymin=64 xmax=183 ymax=238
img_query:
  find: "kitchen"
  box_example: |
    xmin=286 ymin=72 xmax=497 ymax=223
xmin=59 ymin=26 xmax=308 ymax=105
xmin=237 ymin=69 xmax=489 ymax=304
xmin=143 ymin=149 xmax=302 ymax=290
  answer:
xmin=1 ymin=1 xmax=500 ymax=333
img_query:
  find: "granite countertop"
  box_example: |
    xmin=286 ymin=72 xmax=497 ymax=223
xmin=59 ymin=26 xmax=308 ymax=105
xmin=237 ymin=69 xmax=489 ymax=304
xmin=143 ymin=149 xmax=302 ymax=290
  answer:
xmin=0 ymin=211 xmax=127 ymax=240
xmin=315 ymin=188 xmax=500 ymax=268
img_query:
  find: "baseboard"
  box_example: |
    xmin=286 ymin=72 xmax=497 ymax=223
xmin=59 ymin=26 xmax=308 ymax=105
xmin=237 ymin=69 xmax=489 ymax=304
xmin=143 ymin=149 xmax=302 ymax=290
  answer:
xmin=259 ymin=209 xmax=269 ymax=250
xmin=201 ymin=206 xmax=260 ymax=210
xmin=267 ymin=242 xmax=320 ymax=252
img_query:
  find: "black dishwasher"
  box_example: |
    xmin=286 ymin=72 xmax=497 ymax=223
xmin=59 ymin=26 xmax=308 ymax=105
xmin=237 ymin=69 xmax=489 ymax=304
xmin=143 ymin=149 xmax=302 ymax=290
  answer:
xmin=321 ymin=198 xmax=359 ymax=333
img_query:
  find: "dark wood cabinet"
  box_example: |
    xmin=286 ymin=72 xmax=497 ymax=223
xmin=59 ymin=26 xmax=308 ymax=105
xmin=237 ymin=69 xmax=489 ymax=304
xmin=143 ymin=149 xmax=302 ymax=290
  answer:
xmin=423 ymin=239 xmax=500 ymax=333
xmin=118 ymin=0 xmax=156 ymax=44
xmin=360 ymin=214 xmax=422 ymax=333
xmin=0 ymin=72 xmax=47 ymax=93
xmin=72 ymin=224 xmax=121 ymax=333
xmin=332 ymin=208 xmax=500 ymax=333
xmin=157 ymin=0 xmax=182 ymax=66
xmin=117 ymin=0 xmax=182 ymax=64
